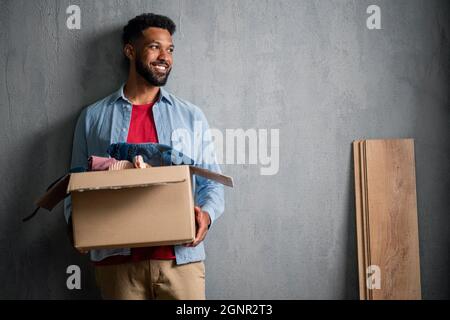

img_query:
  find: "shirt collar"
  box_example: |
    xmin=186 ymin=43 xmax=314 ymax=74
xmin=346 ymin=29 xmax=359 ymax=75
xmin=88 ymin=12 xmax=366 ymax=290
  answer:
xmin=112 ymin=83 xmax=172 ymax=106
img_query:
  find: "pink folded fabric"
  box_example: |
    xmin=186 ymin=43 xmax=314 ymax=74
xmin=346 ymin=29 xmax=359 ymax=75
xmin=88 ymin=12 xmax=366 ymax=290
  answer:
xmin=88 ymin=156 xmax=118 ymax=171
xmin=108 ymin=160 xmax=135 ymax=171
xmin=88 ymin=155 xmax=151 ymax=171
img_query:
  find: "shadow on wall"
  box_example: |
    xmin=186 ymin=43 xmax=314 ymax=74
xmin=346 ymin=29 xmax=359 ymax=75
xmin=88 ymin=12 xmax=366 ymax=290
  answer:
xmin=1 ymin=122 xmax=100 ymax=299
xmin=6 ymin=27 xmax=128 ymax=299
xmin=80 ymin=26 xmax=128 ymax=100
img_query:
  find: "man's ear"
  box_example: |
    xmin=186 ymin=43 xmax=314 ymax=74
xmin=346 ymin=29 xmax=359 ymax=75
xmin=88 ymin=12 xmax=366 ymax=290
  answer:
xmin=123 ymin=43 xmax=135 ymax=61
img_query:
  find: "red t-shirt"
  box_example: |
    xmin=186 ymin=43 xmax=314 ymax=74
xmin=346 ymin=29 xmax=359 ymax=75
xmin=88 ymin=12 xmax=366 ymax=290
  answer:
xmin=94 ymin=101 xmax=176 ymax=266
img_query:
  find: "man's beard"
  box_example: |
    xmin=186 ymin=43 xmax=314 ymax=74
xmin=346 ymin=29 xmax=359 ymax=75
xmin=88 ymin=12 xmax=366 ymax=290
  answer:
xmin=135 ymin=56 xmax=171 ymax=87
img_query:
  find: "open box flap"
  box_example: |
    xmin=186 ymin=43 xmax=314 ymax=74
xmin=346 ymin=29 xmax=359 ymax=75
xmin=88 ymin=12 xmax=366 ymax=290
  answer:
xmin=33 ymin=165 xmax=233 ymax=213
xmin=67 ymin=167 xmax=187 ymax=192
xmin=189 ymin=166 xmax=234 ymax=187
xmin=35 ymin=174 xmax=71 ymax=210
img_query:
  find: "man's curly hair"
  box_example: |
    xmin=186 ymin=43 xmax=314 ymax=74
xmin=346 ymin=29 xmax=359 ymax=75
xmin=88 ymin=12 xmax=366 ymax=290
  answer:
xmin=122 ymin=13 xmax=176 ymax=45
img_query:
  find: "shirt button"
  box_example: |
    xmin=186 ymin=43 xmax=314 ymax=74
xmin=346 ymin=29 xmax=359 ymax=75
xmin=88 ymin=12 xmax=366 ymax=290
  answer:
xmin=122 ymin=128 xmax=126 ymax=132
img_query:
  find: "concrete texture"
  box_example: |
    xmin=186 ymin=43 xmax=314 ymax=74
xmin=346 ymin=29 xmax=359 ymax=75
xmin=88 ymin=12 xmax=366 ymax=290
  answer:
xmin=0 ymin=0 xmax=448 ymax=299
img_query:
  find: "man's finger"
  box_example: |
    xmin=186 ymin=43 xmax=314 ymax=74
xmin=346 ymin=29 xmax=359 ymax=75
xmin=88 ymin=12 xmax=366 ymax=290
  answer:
xmin=192 ymin=224 xmax=208 ymax=246
xmin=188 ymin=228 xmax=205 ymax=247
xmin=194 ymin=206 xmax=202 ymax=220
xmin=185 ymin=206 xmax=209 ymax=247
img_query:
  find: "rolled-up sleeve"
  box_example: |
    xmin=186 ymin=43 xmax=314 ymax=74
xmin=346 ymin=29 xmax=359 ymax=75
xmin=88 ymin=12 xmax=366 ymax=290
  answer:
xmin=194 ymin=111 xmax=224 ymax=229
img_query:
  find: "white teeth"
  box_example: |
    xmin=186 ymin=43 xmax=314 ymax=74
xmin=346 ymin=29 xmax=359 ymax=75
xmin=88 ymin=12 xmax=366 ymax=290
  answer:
xmin=155 ymin=65 xmax=167 ymax=71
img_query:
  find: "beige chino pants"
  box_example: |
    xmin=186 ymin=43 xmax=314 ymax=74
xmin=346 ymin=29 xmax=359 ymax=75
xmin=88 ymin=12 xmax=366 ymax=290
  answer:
xmin=94 ymin=259 xmax=206 ymax=300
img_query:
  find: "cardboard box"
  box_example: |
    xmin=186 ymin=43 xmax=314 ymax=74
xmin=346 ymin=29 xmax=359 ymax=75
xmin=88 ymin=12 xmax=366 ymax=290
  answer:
xmin=36 ymin=165 xmax=233 ymax=252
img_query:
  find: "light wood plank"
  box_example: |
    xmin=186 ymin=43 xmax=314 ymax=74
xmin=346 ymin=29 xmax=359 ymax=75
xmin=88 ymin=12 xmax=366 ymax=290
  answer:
xmin=365 ymin=139 xmax=421 ymax=300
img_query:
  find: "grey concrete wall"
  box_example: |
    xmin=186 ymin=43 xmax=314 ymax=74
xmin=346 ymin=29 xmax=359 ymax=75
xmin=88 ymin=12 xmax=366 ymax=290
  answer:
xmin=0 ymin=0 xmax=448 ymax=299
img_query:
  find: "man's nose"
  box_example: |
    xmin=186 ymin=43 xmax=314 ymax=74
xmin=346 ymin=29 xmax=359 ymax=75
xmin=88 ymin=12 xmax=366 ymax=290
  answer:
xmin=157 ymin=49 xmax=171 ymax=62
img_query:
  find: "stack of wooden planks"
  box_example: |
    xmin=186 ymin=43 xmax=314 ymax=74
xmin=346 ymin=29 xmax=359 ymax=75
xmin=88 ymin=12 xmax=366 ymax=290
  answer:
xmin=353 ymin=139 xmax=421 ymax=300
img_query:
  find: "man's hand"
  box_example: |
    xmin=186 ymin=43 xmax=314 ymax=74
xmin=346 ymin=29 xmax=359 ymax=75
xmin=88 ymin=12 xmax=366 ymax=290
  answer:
xmin=184 ymin=206 xmax=211 ymax=247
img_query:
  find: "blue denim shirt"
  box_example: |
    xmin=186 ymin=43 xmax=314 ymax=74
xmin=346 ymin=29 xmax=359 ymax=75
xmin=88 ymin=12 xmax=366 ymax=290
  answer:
xmin=64 ymin=84 xmax=224 ymax=265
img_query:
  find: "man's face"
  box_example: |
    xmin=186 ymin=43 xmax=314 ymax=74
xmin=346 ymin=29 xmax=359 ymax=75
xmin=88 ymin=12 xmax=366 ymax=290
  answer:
xmin=133 ymin=27 xmax=174 ymax=86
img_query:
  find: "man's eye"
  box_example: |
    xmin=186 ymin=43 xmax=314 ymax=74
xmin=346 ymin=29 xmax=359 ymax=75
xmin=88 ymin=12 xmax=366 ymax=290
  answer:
xmin=149 ymin=45 xmax=158 ymax=49
xmin=168 ymin=48 xmax=174 ymax=53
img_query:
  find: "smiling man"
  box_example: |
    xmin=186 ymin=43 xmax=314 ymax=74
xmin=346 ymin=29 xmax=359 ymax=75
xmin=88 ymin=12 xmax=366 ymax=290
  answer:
xmin=64 ymin=13 xmax=224 ymax=300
